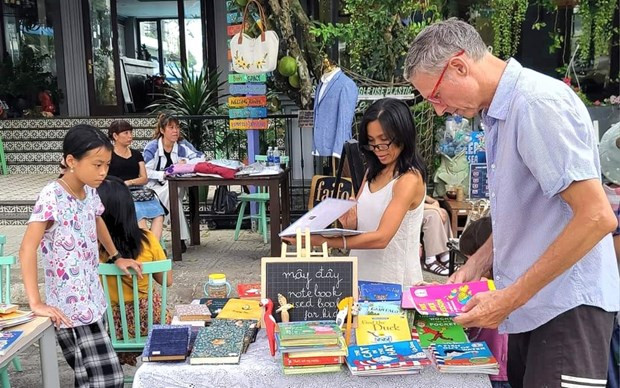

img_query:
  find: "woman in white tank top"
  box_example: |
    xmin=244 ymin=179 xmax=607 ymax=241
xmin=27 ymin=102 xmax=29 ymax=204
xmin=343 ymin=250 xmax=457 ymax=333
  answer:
xmin=289 ymin=98 xmax=427 ymax=286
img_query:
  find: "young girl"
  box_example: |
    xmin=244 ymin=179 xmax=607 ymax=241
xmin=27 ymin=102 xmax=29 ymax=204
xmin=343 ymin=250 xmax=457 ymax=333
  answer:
xmin=97 ymin=176 xmax=173 ymax=366
xmin=287 ymin=98 xmax=427 ymax=286
xmin=19 ymin=125 xmax=143 ymax=388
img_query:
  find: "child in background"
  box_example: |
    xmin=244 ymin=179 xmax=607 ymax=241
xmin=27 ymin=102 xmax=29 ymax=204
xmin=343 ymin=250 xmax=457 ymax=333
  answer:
xmin=459 ymin=217 xmax=511 ymax=388
xmin=97 ymin=176 xmax=173 ymax=366
xmin=19 ymin=125 xmax=143 ymax=388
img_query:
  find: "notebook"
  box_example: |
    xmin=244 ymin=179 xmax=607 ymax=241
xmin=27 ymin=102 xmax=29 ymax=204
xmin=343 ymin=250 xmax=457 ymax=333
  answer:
xmin=279 ymin=198 xmax=359 ymax=237
xmin=144 ymin=326 xmax=191 ymax=362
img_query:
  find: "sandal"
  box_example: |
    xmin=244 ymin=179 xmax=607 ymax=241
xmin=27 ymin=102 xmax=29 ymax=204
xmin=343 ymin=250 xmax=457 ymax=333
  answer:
xmin=423 ymin=261 xmax=449 ymax=276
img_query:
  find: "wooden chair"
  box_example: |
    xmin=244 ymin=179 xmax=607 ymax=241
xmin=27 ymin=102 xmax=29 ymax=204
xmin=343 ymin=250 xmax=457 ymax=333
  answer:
xmin=0 ymin=136 xmax=7 ymax=175
xmin=234 ymin=155 xmax=289 ymax=243
xmin=0 ymin=236 xmax=23 ymax=388
xmin=98 ymin=260 xmax=172 ymax=384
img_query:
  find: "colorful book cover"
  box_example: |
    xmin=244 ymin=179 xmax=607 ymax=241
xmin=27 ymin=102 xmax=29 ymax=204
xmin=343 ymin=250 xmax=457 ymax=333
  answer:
xmin=282 ymin=353 xmax=343 ymax=366
xmin=279 ymin=321 xmax=341 ymax=340
xmin=216 ymin=298 xmax=262 ymax=321
xmin=148 ymin=327 xmax=190 ymax=361
xmin=358 ymin=301 xmax=404 ymax=316
xmin=358 ymin=281 xmax=402 ymax=302
xmin=406 ymin=280 xmax=496 ymax=316
xmin=199 ymin=298 xmax=229 ymax=318
xmin=433 ymin=342 xmax=498 ymax=367
xmin=237 ymin=283 xmax=261 ymax=299
xmin=175 ymin=304 xmax=211 ymax=321
xmin=0 ymin=331 xmax=22 ymax=356
xmin=141 ymin=325 xmax=192 ymax=362
xmin=210 ymin=318 xmax=259 ymax=353
xmin=355 ymin=315 xmax=411 ymax=346
xmin=413 ymin=315 xmax=468 ymax=347
xmin=346 ymin=340 xmax=430 ymax=371
xmin=189 ymin=321 xmax=246 ymax=365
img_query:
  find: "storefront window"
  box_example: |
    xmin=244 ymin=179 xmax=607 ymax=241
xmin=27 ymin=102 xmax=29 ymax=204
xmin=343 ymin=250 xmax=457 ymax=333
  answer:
xmin=161 ymin=19 xmax=180 ymax=81
xmin=184 ymin=0 xmax=203 ymax=73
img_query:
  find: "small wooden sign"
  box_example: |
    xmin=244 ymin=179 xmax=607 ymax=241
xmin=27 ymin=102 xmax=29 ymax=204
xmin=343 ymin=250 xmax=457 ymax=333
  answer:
xmin=227 ymin=24 xmax=242 ymax=37
xmin=230 ymin=119 xmax=269 ymax=130
xmin=298 ymin=110 xmax=314 ymax=128
xmin=228 ymin=96 xmax=267 ymax=108
xmin=226 ymin=12 xmax=243 ymax=24
xmin=228 ymin=73 xmax=267 ymax=84
xmin=261 ymin=256 xmax=358 ymax=322
xmin=308 ymin=175 xmax=354 ymax=209
xmin=469 ymin=163 xmax=489 ymax=199
xmin=229 ymin=83 xmax=267 ymax=96
xmin=228 ymin=107 xmax=267 ymax=119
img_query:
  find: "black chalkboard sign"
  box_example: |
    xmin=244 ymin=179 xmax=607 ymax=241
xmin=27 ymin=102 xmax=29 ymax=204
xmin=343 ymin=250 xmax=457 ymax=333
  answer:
xmin=261 ymin=257 xmax=358 ymax=322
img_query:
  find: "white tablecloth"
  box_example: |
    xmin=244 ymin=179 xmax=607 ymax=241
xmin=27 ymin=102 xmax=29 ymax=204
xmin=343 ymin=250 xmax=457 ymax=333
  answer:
xmin=133 ymin=330 xmax=493 ymax=388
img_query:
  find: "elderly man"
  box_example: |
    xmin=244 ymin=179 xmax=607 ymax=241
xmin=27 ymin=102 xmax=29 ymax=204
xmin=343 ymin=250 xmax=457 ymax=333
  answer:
xmin=404 ymin=19 xmax=619 ymax=388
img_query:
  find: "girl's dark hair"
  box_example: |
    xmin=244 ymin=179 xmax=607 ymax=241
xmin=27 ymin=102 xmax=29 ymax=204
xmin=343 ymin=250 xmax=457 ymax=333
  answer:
xmin=359 ymin=98 xmax=427 ymax=183
xmin=152 ymin=113 xmax=182 ymax=140
xmin=60 ymin=124 xmax=113 ymax=175
xmin=108 ymin=120 xmax=133 ymax=140
xmin=459 ymin=216 xmax=492 ymax=256
xmin=96 ymin=176 xmax=148 ymax=259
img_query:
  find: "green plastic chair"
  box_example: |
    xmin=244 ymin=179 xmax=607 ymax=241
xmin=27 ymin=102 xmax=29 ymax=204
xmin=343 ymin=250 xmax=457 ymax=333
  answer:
xmin=0 ymin=236 xmax=23 ymax=388
xmin=0 ymin=136 xmax=7 ymax=175
xmin=99 ymin=259 xmax=172 ymax=384
xmin=234 ymin=155 xmax=289 ymax=243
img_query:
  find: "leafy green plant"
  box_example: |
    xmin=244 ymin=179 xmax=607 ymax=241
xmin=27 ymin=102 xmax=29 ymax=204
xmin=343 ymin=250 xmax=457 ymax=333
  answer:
xmin=490 ymin=0 xmax=529 ymax=59
xmin=577 ymin=0 xmax=617 ymax=62
xmin=148 ymin=65 xmax=225 ymax=149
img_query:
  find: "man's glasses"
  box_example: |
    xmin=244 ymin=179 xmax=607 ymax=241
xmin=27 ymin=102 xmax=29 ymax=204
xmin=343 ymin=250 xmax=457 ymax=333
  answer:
xmin=362 ymin=141 xmax=393 ymax=151
xmin=426 ymin=49 xmax=465 ymax=105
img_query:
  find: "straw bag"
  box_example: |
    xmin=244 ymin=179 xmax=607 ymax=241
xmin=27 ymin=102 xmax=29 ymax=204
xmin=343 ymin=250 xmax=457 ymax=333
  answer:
xmin=230 ymin=0 xmax=279 ymax=74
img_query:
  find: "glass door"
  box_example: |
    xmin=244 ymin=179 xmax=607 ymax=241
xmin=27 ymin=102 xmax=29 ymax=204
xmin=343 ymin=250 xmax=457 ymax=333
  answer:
xmin=83 ymin=0 xmax=123 ymax=115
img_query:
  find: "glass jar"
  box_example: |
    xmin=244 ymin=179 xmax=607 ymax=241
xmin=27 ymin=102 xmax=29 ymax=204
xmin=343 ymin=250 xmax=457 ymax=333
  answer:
xmin=204 ymin=273 xmax=231 ymax=298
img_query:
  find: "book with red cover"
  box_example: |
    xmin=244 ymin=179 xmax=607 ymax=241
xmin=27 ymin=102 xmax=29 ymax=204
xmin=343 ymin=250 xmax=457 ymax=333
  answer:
xmin=237 ymin=283 xmax=261 ymax=300
xmin=282 ymin=353 xmax=344 ymax=367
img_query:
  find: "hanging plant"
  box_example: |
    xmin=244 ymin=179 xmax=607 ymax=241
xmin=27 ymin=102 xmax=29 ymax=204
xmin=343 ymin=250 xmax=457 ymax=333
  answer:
xmin=490 ymin=0 xmax=529 ymax=59
xmin=577 ymin=0 xmax=617 ymax=62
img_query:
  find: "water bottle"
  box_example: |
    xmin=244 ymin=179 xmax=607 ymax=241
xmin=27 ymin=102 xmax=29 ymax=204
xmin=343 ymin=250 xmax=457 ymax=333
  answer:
xmin=273 ymin=148 xmax=280 ymax=167
xmin=267 ymin=146 xmax=274 ymax=166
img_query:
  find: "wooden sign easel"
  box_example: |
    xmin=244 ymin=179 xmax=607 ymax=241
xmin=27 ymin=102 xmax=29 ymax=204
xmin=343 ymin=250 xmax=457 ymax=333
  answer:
xmin=280 ymin=228 xmax=328 ymax=259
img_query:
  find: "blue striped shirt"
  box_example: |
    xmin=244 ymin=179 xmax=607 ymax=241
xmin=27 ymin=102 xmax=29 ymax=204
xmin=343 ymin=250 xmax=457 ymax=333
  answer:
xmin=482 ymin=59 xmax=619 ymax=334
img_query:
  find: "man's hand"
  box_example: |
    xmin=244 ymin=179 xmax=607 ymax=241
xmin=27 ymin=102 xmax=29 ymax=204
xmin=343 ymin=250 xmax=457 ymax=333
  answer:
xmin=447 ymin=260 xmax=487 ymax=284
xmin=453 ymin=287 xmax=519 ymax=329
xmin=31 ymin=301 xmax=72 ymax=328
xmin=116 ymin=258 xmax=143 ymax=279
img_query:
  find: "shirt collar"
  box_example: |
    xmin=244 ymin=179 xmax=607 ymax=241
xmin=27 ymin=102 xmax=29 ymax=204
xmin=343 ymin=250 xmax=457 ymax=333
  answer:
xmin=484 ymin=58 xmax=523 ymax=121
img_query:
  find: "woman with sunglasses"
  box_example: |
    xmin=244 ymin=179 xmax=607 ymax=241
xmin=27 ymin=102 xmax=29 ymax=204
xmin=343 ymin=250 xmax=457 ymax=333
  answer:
xmin=292 ymin=98 xmax=427 ymax=286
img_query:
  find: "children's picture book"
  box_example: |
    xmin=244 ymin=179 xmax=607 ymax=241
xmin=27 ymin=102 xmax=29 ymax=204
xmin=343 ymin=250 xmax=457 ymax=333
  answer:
xmin=216 ymin=298 xmax=262 ymax=321
xmin=346 ymin=340 xmax=431 ymax=372
xmin=282 ymin=353 xmax=344 ymax=367
xmin=189 ymin=320 xmax=246 ymax=365
xmin=279 ymin=320 xmax=341 ymax=340
xmin=355 ymin=315 xmax=411 ymax=346
xmin=404 ymin=280 xmax=496 ymax=316
xmin=237 ymin=283 xmax=261 ymax=299
xmin=142 ymin=325 xmax=192 ymax=362
xmin=175 ymin=304 xmax=211 ymax=321
xmin=432 ymin=342 xmax=499 ymax=374
xmin=198 ymin=298 xmax=229 ymax=318
xmin=357 ymin=301 xmax=404 ymax=316
xmin=413 ymin=315 xmax=468 ymax=347
xmin=0 ymin=304 xmax=18 ymax=315
xmin=358 ymin=280 xmax=402 ymax=302
xmin=282 ymin=364 xmax=343 ymax=375
xmin=0 ymin=331 xmax=22 ymax=356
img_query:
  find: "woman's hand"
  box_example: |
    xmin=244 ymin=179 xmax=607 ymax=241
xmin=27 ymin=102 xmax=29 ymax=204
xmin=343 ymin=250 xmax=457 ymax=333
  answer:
xmin=338 ymin=203 xmax=357 ymax=230
xmin=115 ymin=258 xmax=143 ymax=279
xmin=30 ymin=301 xmax=72 ymax=328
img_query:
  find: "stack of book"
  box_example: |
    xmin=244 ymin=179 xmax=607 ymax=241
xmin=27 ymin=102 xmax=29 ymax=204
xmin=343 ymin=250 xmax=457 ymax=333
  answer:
xmin=430 ymin=342 xmax=500 ymax=374
xmin=0 ymin=308 xmax=34 ymax=329
xmin=172 ymin=304 xmax=212 ymax=327
xmin=346 ymin=340 xmax=431 ymax=376
xmin=412 ymin=315 xmax=469 ymax=348
xmin=277 ymin=321 xmax=346 ymax=375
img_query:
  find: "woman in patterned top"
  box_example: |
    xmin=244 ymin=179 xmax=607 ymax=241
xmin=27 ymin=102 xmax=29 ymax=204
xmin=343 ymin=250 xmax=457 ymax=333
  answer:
xmin=19 ymin=125 xmax=143 ymax=388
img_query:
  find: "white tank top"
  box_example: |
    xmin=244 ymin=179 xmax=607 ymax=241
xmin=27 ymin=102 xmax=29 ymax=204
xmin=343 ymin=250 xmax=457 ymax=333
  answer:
xmin=349 ymin=176 xmax=424 ymax=286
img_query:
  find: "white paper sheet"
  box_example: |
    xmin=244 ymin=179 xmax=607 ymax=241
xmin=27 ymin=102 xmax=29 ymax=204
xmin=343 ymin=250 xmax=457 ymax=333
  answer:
xmin=279 ymin=198 xmax=358 ymax=237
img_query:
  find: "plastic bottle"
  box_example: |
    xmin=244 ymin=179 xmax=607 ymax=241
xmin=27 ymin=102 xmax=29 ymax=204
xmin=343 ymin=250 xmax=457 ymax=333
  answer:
xmin=273 ymin=147 xmax=280 ymax=167
xmin=266 ymin=146 xmax=274 ymax=166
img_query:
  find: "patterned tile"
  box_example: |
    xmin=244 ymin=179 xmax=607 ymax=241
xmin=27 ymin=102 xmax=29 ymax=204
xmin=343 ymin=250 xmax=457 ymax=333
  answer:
xmin=0 ymin=174 xmax=57 ymax=201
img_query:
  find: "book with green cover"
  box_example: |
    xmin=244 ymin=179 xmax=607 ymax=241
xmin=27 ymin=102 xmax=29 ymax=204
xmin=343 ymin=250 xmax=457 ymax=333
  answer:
xmin=189 ymin=320 xmax=246 ymax=365
xmin=355 ymin=315 xmax=411 ymax=346
xmin=413 ymin=315 xmax=468 ymax=347
xmin=278 ymin=320 xmax=341 ymax=340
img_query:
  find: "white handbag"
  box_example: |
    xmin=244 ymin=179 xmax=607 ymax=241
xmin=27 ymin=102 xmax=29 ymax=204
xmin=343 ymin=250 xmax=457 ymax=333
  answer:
xmin=230 ymin=0 xmax=279 ymax=75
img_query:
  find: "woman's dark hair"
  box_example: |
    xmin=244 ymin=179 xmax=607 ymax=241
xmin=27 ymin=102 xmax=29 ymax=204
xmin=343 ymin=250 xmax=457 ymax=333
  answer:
xmin=108 ymin=120 xmax=133 ymax=140
xmin=97 ymin=176 xmax=148 ymax=259
xmin=152 ymin=112 xmax=182 ymax=140
xmin=459 ymin=216 xmax=492 ymax=256
xmin=359 ymin=98 xmax=427 ymax=183
xmin=60 ymin=124 xmax=113 ymax=176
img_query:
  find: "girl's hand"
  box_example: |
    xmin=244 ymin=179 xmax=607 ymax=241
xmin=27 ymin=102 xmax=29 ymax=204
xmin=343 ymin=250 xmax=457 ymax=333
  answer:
xmin=31 ymin=302 xmax=72 ymax=328
xmin=116 ymin=258 xmax=143 ymax=279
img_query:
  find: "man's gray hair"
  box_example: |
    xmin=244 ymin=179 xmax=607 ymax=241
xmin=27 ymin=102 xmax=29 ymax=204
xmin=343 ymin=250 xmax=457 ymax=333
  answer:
xmin=403 ymin=18 xmax=488 ymax=81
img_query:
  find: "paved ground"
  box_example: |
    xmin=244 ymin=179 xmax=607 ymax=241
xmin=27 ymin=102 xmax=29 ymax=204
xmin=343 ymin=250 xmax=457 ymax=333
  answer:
xmin=0 ymin=224 xmax=443 ymax=387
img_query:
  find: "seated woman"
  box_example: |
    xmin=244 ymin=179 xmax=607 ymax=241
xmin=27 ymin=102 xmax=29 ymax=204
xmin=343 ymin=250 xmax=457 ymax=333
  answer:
xmin=422 ymin=195 xmax=452 ymax=276
xmin=287 ymin=98 xmax=427 ymax=286
xmin=143 ymin=113 xmax=204 ymax=251
xmin=97 ymin=176 xmax=173 ymax=366
xmin=107 ymin=120 xmax=165 ymax=240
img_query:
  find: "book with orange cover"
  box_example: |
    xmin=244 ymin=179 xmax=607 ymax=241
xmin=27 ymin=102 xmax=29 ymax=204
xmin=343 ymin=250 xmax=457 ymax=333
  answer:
xmin=237 ymin=283 xmax=261 ymax=300
xmin=282 ymin=353 xmax=343 ymax=367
